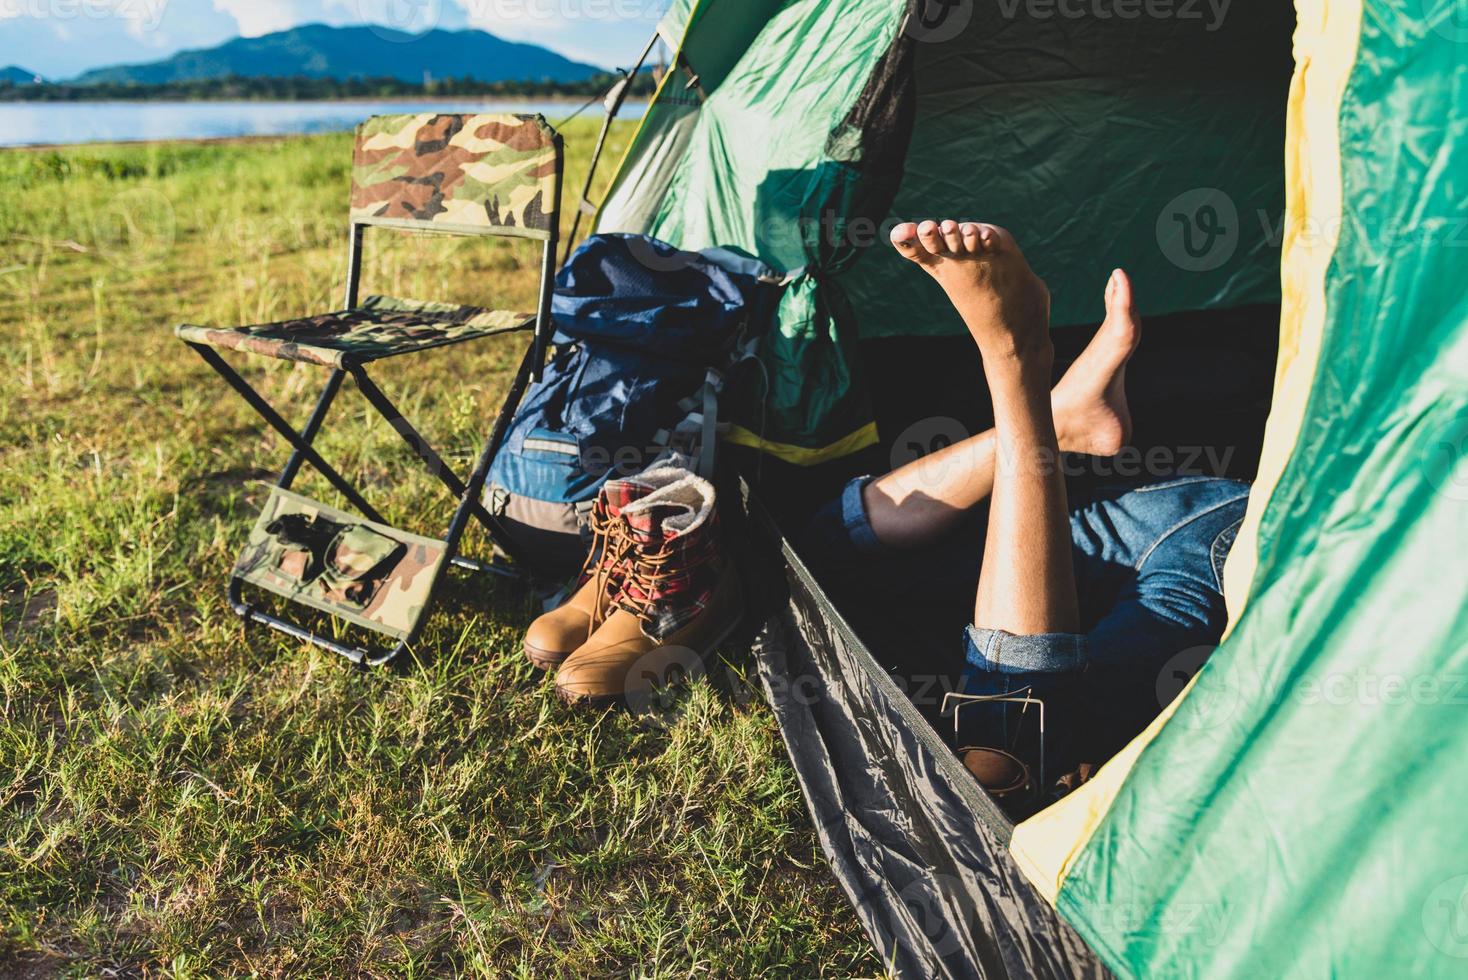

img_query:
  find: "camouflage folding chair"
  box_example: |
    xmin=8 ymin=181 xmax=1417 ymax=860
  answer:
xmin=178 ymin=113 xmax=562 ymax=666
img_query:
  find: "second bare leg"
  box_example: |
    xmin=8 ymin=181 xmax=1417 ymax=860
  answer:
xmin=864 ymin=267 xmax=1142 ymax=554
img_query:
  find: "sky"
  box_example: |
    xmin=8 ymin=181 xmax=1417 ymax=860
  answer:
xmin=0 ymin=0 xmax=667 ymax=79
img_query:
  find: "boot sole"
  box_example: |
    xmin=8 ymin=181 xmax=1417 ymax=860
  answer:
xmin=523 ymin=642 xmax=570 ymax=672
xmin=554 ymin=617 xmax=743 ymax=709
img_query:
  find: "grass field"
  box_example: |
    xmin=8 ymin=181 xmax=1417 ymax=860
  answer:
xmin=0 ymin=119 xmax=879 ymax=977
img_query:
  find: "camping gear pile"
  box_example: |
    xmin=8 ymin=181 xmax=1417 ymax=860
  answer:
xmin=484 ymin=233 xmax=779 ymax=580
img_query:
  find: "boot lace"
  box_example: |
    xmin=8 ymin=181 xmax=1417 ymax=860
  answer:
xmin=613 ymin=535 xmax=681 ymax=625
xmin=580 ymin=504 xmax=638 ymax=639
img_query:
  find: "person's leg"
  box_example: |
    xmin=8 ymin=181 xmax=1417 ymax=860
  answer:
xmin=891 ymin=218 xmax=1079 ymax=634
xmin=1065 ymin=476 xmax=1251 ymax=763
xmin=861 ymin=261 xmax=1143 ymax=551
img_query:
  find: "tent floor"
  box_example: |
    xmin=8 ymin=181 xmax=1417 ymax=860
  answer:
xmin=737 ymin=303 xmax=1280 ymax=760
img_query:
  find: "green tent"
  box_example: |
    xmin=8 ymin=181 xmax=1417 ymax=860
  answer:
xmin=590 ymin=0 xmax=1468 ymax=976
xmin=599 ymin=0 xmax=1290 ymax=463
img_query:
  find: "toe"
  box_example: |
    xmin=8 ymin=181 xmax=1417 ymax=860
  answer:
xmin=960 ymin=222 xmax=982 ymax=254
xmin=891 ymin=221 xmax=935 ymax=265
xmin=940 ymin=219 xmax=964 ymax=255
xmin=972 ymin=222 xmax=1019 ymax=253
xmin=1105 ymin=268 xmax=1135 ymax=316
xmin=917 ymin=220 xmax=946 ymax=257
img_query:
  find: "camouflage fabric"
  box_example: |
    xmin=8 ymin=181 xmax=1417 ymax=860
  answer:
xmin=176 ymin=295 xmax=533 ymax=367
xmin=350 ymin=113 xmax=559 ymax=237
xmin=234 ymin=486 xmax=446 ymax=639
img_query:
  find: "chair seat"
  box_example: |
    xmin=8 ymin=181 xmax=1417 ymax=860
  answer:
xmin=176 ymin=295 xmax=533 ymax=367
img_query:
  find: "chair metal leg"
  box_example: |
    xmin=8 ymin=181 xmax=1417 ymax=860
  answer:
xmin=347 ymin=352 xmax=539 ymax=571
xmin=198 ymin=337 xmax=543 ymax=666
xmin=348 ymin=365 xmax=502 ymax=528
xmin=187 ymin=343 xmax=386 ymax=524
xmin=278 ymin=368 xmax=346 ymax=490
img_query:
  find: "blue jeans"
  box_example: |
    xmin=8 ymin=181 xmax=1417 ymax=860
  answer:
xmin=796 ymin=475 xmax=1250 ymax=767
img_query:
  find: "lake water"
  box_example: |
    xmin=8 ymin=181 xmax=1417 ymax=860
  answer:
xmin=0 ymin=99 xmax=644 ymax=148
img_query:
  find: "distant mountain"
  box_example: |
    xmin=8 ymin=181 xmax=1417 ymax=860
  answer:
xmin=1 ymin=66 xmax=44 ymax=85
xmin=70 ymin=24 xmax=603 ymax=86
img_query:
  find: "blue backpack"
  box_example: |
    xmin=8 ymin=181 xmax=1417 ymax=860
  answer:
xmin=485 ymin=234 xmax=780 ymax=578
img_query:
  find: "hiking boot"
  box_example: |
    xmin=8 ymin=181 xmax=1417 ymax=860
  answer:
xmin=556 ymin=470 xmax=742 ymax=705
xmin=522 ymin=466 xmax=690 ymax=670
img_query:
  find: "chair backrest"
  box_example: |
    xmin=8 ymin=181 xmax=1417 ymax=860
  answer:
xmin=349 ymin=113 xmax=561 ymax=240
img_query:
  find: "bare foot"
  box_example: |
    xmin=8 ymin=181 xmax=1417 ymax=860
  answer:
xmin=891 ymin=219 xmax=1051 ymax=361
xmin=1051 ymin=269 xmax=1141 ymax=456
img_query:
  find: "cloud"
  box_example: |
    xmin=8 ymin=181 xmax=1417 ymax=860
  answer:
xmin=211 ymin=0 xmax=334 ymax=37
xmin=452 ymin=0 xmax=665 ymax=64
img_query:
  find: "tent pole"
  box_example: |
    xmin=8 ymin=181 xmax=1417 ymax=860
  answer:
xmin=562 ymin=30 xmax=660 ymax=267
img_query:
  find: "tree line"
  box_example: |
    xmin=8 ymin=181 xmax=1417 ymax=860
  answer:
xmin=0 ymin=72 xmax=659 ymax=103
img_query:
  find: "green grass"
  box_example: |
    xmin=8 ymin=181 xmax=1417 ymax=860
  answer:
xmin=0 ymin=120 xmax=879 ymax=977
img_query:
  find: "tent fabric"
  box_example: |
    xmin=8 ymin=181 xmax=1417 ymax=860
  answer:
xmin=1015 ymin=3 xmax=1468 ymax=976
xmin=837 ymin=5 xmax=1293 ymax=336
xmin=743 ymin=489 xmax=1109 ymax=979
xmin=598 ymin=0 xmax=1291 ymax=463
xmin=603 ymin=0 xmax=912 ymax=464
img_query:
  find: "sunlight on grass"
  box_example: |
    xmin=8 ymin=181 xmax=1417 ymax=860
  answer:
xmin=0 ymin=122 xmax=878 ymax=976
